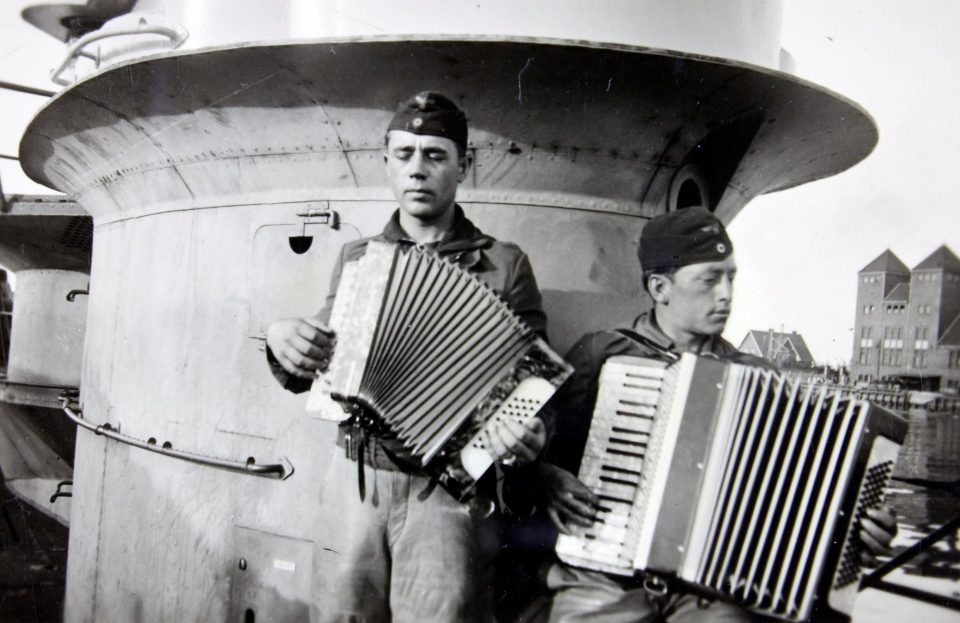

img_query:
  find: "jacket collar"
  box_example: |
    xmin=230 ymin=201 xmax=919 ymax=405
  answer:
xmin=632 ymin=310 xmax=734 ymax=356
xmin=378 ymin=205 xmax=495 ymax=263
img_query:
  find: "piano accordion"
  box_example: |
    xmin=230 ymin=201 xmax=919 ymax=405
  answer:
xmin=555 ymin=354 xmax=907 ymax=621
xmin=307 ymin=240 xmax=571 ymax=499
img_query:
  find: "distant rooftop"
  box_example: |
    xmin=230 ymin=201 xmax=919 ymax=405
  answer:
xmin=739 ymin=330 xmax=816 ymax=367
xmin=860 ymin=249 xmax=910 ymax=275
xmin=914 ymin=245 xmax=960 ymax=272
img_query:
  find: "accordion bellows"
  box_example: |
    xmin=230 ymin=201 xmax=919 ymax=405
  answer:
xmin=555 ymin=354 xmax=907 ymax=622
xmin=307 ymin=240 xmax=571 ymax=496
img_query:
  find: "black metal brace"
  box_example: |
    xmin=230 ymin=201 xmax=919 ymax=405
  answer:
xmin=49 ymin=480 xmax=73 ymax=503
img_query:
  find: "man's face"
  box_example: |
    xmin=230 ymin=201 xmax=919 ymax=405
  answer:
xmin=384 ymin=130 xmax=467 ymax=223
xmin=656 ymin=255 xmax=737 ymax=337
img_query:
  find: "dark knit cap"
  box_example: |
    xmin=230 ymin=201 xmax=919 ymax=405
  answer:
xmin=639 ymin=207 xmax=733 ymax=270
xmin=387 ymin=91 xmax=468 ymax=154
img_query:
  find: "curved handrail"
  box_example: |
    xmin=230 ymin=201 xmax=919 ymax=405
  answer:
xmin=58 ymin=390 xmax=293 ymax=480
xmin=51 ymin=21 xmax=189 ymax=86
xmin=66 ymin=288 xmax=89 ymax=302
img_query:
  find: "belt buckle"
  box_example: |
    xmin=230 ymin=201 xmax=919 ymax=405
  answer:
xmin=642 ymin=574 xmax=669 ymax=598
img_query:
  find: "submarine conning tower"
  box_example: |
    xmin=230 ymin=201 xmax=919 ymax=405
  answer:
xmin=17 ymin=1 xmax=877 ymax=620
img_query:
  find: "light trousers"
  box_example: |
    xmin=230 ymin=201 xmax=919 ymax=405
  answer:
xmin=313 ymin=448 xmax=498 ymax=622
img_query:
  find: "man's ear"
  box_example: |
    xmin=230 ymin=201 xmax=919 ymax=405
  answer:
xmin=458 ymin=152 xmax=472 ymax=182
xmin=647 ymin=273 xmax=671 ymax=305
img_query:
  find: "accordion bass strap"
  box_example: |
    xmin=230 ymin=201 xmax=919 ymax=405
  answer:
xmin=613 ymin=328 xmax=680 ymax=362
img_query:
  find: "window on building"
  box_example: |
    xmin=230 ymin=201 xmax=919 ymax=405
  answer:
xmin=914 ymin=327 xmax=930 ymax=350
xmin=913 ymin=350 xmax=927 ymax=368
xmin=861 ymin=326 xmax=872 ymax=339
xmin=881 ymin=349 xmax=902 ymax=366
xmin=858 ymin=349 xmax=871 ymax=365
xmin=882 ymin=327 xmax=903 ymax=348
xmin=950 ymin=350 xmax=960 ymax=370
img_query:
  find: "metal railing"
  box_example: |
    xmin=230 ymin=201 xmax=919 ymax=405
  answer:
xmin=860 ymin=476 xmax=960 ymax=612
xmin=50 ymin=21 xmax=189 ymax=86
xmin=797 ymin=382 xmax=960 ymax=413
xmin=58 ymin=390 xmax=293 ymax=480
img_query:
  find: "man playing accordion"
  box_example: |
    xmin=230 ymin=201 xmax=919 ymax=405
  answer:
xmin=265 ymin=91 xmax=549 ymax=622
xmin=537 ymin=207 xmax=899 ymax=622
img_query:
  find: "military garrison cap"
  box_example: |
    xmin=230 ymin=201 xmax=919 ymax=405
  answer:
xmin=386 ymin=91 xmax=468 ymax=154
xmin=639 ymin=206 xmax=733 ymax=270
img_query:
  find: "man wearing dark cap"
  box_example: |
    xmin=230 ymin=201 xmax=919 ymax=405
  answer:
xmin=265 ymin=91 xmax=548 ymax=621
xmin=533 ymin=207 xmax=897 ymax=622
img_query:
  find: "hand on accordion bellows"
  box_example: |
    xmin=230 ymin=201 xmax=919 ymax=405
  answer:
xmin=537 ymin=463 xmax=600 ymax=535
xmin=859 ymin=504 xmax=898 ymax=566
xmin=266 ymin=317 xmax=336 ymax=379
xmin=486 ymin=417 xmax=546 ymax=466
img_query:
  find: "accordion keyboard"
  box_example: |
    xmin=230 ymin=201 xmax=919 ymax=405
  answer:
xmin=555 ymin=357 xmax=669 ymax=575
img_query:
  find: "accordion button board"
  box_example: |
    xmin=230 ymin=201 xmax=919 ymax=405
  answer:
xmin=305 ymin=240 xmax=573 ymax=499
xmin=555 ymin=353 xmax=908 ymax=622
xmin=460 ymin=376 xmax=556 ymax=480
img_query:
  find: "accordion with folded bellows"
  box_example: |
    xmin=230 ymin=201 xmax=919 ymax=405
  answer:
xmin=306 ymin=240 xmax=572 ymax=499
xmin=554 ymin=354 xmax=908 ymax=622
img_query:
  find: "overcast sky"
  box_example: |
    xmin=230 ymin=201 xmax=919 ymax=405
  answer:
xmin=726 ymin=0 xmax=960 ymax=363
xmin=2 ymin=1 xmax=958 ymax=364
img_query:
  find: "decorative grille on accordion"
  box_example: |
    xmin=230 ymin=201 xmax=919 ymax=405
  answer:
xmin=554 ymin=354 xmax=908 ymax=622
xmin=306 ymin=240 xmax=572 ymax=498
